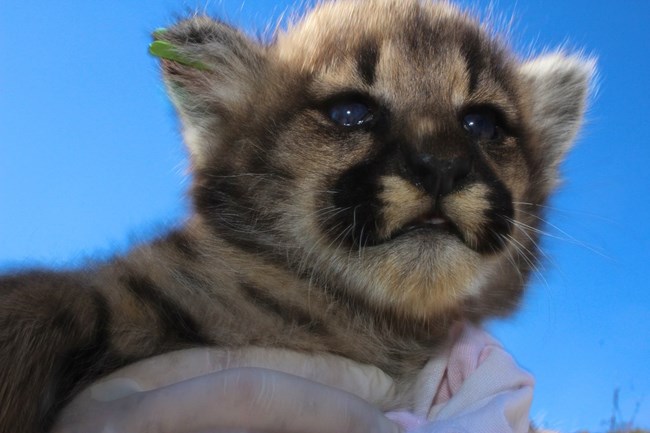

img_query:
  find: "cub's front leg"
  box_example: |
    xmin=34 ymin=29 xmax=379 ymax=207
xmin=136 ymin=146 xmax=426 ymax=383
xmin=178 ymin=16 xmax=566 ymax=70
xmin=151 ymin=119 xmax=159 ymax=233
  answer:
xmin=0 ymin=268 xmax=206 ymax=433
xmin=0 ymin=271 xmax=125 ymax=432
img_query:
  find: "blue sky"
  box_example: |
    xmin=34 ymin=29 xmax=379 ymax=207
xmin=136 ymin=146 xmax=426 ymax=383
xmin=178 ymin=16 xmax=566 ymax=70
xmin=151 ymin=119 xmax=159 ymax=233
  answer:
xmin=1 ymin=1 xmax=648 ymax=431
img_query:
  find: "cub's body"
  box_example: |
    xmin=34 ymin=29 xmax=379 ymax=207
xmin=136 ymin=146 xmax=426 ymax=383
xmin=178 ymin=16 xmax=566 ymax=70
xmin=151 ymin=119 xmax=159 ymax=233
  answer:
xmin=0 ymin=1 xmax=592 ymax=431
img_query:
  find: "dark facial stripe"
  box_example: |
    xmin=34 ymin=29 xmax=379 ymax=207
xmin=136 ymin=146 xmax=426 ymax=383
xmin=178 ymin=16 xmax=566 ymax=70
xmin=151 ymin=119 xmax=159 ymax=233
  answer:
xmin=240 ymin=282 xmax=329 ymax=336
xmin=357 ymin=41 xmax=380 ymax=86
xmin=321 ymin=143 xmax=398 ymax=248
xmin=474 ymin=185 xmax=514 ymax=253
xmin=327 ymin=161 xmax=384 ymax=247
xmin=122 ymin=273 xmax=211 ymax=347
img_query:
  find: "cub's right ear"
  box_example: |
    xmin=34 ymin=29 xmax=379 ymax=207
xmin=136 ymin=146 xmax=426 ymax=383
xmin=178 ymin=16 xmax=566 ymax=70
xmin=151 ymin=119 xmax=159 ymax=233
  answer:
xmin=518 ymin=54 xmax=595 ymax=191
xmin=152 ymin=18 xmax=267 ymax=166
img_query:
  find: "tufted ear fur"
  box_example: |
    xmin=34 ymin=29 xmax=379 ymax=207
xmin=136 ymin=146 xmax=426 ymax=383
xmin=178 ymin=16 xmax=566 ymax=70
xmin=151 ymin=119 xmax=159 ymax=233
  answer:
xmin=154 ymin=17 xmax=268 ymax=167
xmin=519 ymin=54 xmax=595 ymax=190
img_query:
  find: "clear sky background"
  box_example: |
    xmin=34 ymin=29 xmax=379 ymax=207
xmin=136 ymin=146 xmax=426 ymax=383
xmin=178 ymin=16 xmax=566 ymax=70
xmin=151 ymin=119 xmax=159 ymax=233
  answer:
xmin=1 ymin=1 xmax=648 ymax=431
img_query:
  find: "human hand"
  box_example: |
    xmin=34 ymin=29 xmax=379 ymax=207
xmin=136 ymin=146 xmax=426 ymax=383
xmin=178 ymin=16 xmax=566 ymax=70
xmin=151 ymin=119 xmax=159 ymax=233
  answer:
xmin=52 ymin=347 xmax=401 ymax=433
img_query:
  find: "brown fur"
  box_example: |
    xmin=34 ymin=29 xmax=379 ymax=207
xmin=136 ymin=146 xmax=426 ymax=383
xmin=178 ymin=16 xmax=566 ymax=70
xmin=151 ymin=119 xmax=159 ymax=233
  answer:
xmin=0 ymin=1 xmax=593 ymax=431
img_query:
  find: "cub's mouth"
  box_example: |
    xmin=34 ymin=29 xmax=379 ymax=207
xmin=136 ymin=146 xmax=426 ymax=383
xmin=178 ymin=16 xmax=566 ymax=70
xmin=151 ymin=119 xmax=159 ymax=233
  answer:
xmin=385 ymin=185 xmax=514 ymax=254
xmin=388 ymin=209 xmax=456 ymax=240
xmin=320 ymin=170 xmax=514 ymax=254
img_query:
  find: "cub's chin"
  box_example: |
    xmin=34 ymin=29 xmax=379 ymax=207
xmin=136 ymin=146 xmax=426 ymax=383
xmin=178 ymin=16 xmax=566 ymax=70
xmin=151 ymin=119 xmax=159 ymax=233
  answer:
xmin=310 ymin=223 xmax=491 ymax=320
xmin=387 ymin=213 xmax=512 ymax=257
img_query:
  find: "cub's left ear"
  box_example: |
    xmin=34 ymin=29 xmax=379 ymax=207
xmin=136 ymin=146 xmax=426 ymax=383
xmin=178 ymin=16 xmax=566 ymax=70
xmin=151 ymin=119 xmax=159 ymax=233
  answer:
xmin=519 ymin=54 xmax=596 ymax=188
xmin=152 ymin=17 xmax=268 ymax=167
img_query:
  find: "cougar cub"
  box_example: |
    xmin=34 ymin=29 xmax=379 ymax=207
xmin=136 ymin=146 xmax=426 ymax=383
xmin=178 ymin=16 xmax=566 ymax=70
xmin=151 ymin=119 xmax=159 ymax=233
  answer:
xmin=0 ymin=0 xmax=592 ymax=431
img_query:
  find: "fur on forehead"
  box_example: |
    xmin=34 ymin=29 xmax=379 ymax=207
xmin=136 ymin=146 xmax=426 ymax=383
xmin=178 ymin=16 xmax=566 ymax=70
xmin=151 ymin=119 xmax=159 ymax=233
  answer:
xmin=275 ymin=0 xmax=470 ymax=71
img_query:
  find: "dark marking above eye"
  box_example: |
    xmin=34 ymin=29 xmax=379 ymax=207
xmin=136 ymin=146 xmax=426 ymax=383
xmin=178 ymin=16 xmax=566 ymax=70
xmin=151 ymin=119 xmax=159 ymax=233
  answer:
xmin=357 ymin=41 xmax=379 ymax=85
xmin=459 ymin=29 xmax=486 ymax=94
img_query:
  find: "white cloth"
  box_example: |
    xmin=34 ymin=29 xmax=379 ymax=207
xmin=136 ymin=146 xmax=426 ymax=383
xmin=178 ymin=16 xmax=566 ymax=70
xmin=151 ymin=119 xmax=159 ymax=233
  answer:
xmin=386 ymin=323 xmax=534 ymax=433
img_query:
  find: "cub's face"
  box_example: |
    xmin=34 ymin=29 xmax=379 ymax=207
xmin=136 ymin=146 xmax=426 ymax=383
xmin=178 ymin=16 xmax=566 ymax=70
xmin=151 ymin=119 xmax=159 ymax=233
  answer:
xmin=158 ymin=0 xmax=592 ymax=320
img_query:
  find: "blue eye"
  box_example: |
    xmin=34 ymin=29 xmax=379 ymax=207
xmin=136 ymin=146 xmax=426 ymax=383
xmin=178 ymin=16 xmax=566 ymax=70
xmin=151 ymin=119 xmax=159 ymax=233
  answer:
xmin=463 ymin=111 xmax=499 ymax=140
xmin=328 ymin=101 xmax=373 ymax=127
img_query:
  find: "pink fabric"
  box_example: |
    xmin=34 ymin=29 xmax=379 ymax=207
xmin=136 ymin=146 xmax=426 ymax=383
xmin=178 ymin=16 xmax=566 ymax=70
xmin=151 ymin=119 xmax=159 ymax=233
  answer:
xmin=385 ymin=323 xmax=534 ymax=433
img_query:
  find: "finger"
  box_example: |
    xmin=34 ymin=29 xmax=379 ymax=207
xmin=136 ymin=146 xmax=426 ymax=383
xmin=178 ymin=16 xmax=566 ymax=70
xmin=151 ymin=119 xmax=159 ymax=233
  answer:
xmin=88 ymin=347 xmax=397 ymax=405
xmin=207 ymin=347 xmax=397 ymax=404
xmin=121 ymin=368 xmax=400 ymax=433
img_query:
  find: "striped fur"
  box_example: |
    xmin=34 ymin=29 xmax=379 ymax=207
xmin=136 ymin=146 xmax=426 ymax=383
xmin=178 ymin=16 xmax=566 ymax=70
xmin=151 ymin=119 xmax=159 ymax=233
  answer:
xmin=0 ymin=1 xmax=593 ymax=431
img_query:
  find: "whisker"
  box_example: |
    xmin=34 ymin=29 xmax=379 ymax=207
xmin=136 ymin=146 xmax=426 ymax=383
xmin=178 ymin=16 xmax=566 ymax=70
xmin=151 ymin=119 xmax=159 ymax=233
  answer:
xmin=515 ymin=208 xmax=612 ymax=260
xmin=513 ymin=201 xmax=617 ymax=223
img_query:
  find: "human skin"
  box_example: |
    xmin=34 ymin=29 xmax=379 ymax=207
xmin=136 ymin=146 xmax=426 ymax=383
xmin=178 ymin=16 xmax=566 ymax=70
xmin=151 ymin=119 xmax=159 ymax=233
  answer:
xmin=52 ymin=347 xmax=401 ymax=433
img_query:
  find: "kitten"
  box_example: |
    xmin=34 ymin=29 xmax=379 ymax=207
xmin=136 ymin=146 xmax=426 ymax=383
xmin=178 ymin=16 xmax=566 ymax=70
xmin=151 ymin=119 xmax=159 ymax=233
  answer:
xmin=0 ymin=0 xmax=593 ymax=431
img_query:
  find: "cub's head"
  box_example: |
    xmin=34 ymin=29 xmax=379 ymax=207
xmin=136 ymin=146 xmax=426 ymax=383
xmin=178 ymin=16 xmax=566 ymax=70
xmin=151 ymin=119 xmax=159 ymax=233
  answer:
xmin=155 ymin=0 xmax=593 ymax=321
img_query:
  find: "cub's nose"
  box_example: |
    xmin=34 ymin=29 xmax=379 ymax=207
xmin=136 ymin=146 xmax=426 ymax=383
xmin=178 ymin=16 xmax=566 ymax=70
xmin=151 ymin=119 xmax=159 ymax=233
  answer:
xmin=408 ymin=154 xmax=472 ymax=198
